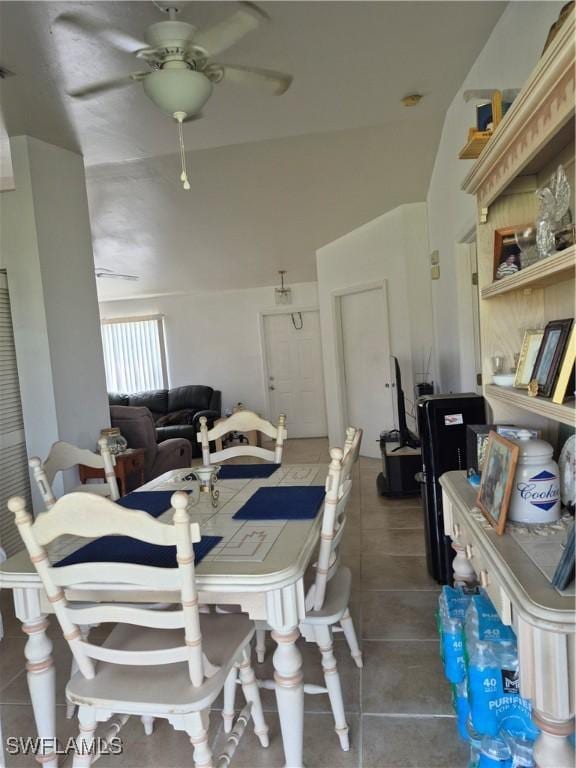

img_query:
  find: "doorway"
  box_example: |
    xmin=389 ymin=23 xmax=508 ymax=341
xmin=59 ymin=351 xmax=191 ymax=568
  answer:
xmin=336 ymin=284 xmax=394 ymax=459
xmin=261 ymin=309 xmax=328 ymax=438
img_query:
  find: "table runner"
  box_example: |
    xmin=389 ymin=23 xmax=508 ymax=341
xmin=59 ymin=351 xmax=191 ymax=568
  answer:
xmin=233 ymin=485 xmax=325 ymax=520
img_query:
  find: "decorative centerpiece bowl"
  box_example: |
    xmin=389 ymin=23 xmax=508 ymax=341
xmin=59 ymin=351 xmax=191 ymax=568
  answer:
xmin=493 ymin=374 xmax=516 ymax=387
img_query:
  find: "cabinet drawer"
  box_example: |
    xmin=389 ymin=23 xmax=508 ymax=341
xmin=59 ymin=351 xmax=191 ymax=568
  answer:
xmin=460 ymin=533 xmax=512 ymax=625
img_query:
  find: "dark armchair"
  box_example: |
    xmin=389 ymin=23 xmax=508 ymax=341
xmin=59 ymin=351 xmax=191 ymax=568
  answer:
xmin=108 ymin=386 xmax=221 ymax=458
xmin=110 ymin=406 xmax=192 ymax=482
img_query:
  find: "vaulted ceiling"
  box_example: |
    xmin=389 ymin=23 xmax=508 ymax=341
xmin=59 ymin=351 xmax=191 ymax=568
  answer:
xmin=0 ymin=1 xmax=506 ymax=298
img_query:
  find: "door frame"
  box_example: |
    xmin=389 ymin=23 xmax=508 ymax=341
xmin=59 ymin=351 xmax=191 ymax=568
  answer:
xmin=455 ymin=223 xmax=482 ymax=393
xmin=331 ymin=280 xmax=392 ymax=443
xmin=258 ymin=305 xmax=325 ymax=427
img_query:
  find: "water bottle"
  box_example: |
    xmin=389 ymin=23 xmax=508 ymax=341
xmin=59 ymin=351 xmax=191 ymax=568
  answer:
xmin=478 ymin=734 xmax=512 ymax=767
xmin=468 ymin=722 xmax=483 ymax=768
xmin=468 ymin=641 xmax=501 ymax=735
xmin=502 ymin=732 xmax=535 ymax=767
xmin=438 ymin=587 xmax=473 ymax=683
xmin=452 ymin=680 xmax=470 ymax=740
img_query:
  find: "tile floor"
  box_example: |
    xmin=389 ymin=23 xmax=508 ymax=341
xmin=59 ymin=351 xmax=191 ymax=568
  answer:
xmin=0 ymin=438 xmax=470 ymax=767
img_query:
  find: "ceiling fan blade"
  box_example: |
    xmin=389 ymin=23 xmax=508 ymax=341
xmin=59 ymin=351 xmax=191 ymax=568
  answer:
xmin=68 ymin=72 xmax=149 ymax=99
xmin=54 ymin=13 xmax=147 ymax=54
xmin=208 ymin=64 xmax=292 ymax=95
xmin=192 ymin=5 xmax=265 ymax=57
xmin=95 ymin=270 xmax=139 ymax=281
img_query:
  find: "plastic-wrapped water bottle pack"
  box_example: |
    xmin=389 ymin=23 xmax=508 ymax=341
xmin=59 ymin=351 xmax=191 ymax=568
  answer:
xmin=437 ymin=587 xmax=540 ymax=767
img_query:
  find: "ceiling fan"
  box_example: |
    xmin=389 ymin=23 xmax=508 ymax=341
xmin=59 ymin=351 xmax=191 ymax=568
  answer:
xmin=95 ymin=267 xmax=139 ymax=282
xmin=55 ymin=3 xmax=292 ymax=187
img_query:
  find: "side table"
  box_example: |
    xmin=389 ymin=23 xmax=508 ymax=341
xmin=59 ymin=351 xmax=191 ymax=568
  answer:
xmin=79 ymin=448 xmax=146 ymax=496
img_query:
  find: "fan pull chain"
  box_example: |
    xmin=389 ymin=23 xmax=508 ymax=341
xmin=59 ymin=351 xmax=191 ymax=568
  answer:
xmin=174 ymin=111 xmax=190 ymax=191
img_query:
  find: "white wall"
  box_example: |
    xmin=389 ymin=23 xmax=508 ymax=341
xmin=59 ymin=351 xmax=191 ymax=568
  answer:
xmin=316 ymin=202 xmax=432 ymax=447
xmin=427 ymin=1 xmax=565 ymax=392
xmin=1 ymin=136 xmax=110 ymax=505
xmin=99 ymin=281 xmax=320 ymax=418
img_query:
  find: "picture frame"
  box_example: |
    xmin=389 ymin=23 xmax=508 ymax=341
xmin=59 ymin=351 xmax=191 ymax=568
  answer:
xmin=552 ymin=324 xmax=576 ymax=404
xmin=514 ymin=329 xmax=544 ymax=389
xmin=493 ymin=225 xmax=528 ymax=281
xmin=476 ymin=432 xmax=519 ymax=535
xmin=530 ymin=318 xmax=573 ymax=398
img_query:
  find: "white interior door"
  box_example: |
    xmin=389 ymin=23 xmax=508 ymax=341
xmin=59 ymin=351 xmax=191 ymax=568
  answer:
xmin=263 ymin=310 xmax=328 ymax=438
xmin=339 ymin=286 xmax=394 ymax=459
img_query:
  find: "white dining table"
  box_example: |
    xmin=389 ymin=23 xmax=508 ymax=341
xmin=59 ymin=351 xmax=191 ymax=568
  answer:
xmin=0 ymin=463 xmax=327 ymax=768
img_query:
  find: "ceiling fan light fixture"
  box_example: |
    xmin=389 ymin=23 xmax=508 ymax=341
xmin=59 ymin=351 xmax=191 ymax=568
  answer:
xmin=142 ymin=68 xmax=213 ymax=117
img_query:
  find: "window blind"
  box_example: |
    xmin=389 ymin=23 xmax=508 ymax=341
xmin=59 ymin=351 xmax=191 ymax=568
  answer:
xmin=0 ymin=270 xmax=31 ymax=556
xmin=101 ymin=316 xmax=167 ymax=393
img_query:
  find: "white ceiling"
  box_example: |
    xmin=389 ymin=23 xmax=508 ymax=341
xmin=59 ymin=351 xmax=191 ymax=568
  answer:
xmin=0 ymin=1 xmax=506 ymax=298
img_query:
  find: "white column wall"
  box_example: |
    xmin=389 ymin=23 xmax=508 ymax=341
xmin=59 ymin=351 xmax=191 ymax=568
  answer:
xmin=1 ymin=136 xmax=109 ymax=507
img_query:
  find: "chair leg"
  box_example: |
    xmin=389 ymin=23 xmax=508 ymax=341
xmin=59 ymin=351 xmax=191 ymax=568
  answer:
xmin=314 ymin=625 xmax=350 ymax=751
xmin=238 ymin=649 xmax=269 ymax=748
xmin=340 ymin=607 xmax=363 ymax=668
xmin=67 ymin=626 xmax=91 ymax=718
xmin=141 ymin=715 xmax=155 ymax=736
xmin=73 ymin=706 xmax=97 ymax=768
xmin=255 ymin=628 xmax=267 ymax=663
xmin=189 ymin=713 xmax=214 ymax=768
xmin=222 ymin=664 xmax=238 ymax=734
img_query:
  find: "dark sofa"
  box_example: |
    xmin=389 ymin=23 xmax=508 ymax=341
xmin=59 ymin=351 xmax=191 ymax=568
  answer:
xmin=109 ymin=386 xmax=221 ymax=458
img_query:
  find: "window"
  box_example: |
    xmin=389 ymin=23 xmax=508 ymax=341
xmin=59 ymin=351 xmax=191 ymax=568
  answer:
xmin=101 ymin=316 xmax=168 ymax=393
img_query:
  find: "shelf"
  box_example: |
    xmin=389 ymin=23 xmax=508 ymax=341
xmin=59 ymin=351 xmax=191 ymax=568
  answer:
xmin=461 ymin=10 xmax=575 ymax=207
xmin=481 ymin=245 xmax=576 ymax=299
xmin=485 ymin=384 xmax=575 ymax=426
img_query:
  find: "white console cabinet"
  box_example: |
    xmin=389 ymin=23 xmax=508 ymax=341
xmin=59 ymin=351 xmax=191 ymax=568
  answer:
xmin=440 ymin=471 xmax=575 ymax=768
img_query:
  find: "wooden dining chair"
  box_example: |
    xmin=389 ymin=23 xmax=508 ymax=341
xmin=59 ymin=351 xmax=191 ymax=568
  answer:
xmin=250 ymin=426 xmax=363 ymax=667
xmin=198 ymin=411 xmax=287 ymax=465
xmin=9 ymin=490 xmax=269 ymax=768
xmin=223 ymin=441 xmax=361 ymax=751
xmin=29 ymin=439 xmax=120 ymax=509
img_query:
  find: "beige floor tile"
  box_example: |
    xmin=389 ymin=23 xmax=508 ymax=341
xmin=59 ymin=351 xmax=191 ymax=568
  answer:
xmin=1 ymin=638 xmax=72 ymax=705
xmin=361 ymin=555 xmax=438 ymax=591
xmin=362 ymin=641 xmax=452 ymax=715
xmin=216 ymin=712 xmax=360 ymax=768
xmin=362 ymin=591 xmax=439 ymax=640
xmin=1 ymin=703 xmax=78 ymax=767
xmin=361 ymin=494 xmax=422 ymax=513
xmin=0 ymin=636 xmax=26 ymax=695
xmin=361 ymin=530 xmax=426 ymax=557
xmin=362 ymin=715 xmax=468 ymax=768
xmin=0 ymin=590 xmax=21 ymax=639
xmin=361 ymin=506 xmax=424 ymax=531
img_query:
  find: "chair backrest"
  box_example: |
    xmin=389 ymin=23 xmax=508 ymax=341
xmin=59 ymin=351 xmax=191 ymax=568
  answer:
xmin=29 ymin=439 xmax=119 ymax=509
xmin=309 ymin=446 xmax=354 ymax=612
xmin=198 ymin=410 xmax=287 ymax=465
xmin=9 ymin=491 xmax=207 ymax=687
xmin=342 ymin=426 xmax=363 ymax=482
xmin=110 ymin=405 xmax=159 ymax=478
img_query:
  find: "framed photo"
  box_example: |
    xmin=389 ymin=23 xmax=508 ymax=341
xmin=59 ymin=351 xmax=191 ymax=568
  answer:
xmin=493 ymin=226 xmax=527 ymax=280
xmin=514 ymin=329 xmax=544 ymax=389
xmin=476 ymin=432 xmax=519 ymax=535
xmin=530 ymin=318 xmax=573 ymax=398
xmin=552 ymin=324 xmax=576 ymax=404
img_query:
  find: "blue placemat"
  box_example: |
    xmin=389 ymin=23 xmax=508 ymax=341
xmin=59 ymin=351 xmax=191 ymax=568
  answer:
xmin=117 ymin=491 xmax=189 ymax=518
xmin=233 ymin=486 xmax=325 ymax=520
xmin=55 ymin=534 xmax=221 ymax=569
xmin=217 ymin=464 xmax=280 ymax=480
